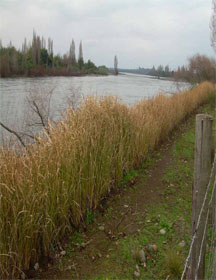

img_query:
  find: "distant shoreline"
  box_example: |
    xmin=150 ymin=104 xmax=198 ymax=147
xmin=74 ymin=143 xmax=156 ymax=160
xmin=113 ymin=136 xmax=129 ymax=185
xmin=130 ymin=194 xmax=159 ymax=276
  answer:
xmin=119 ymin=72 xmax=174 ymax=82
xmin=0 ymin=72 xmax=113 ymax=79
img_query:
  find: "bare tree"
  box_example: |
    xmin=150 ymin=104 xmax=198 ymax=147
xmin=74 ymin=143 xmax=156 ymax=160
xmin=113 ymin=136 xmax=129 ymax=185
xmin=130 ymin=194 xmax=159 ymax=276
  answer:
xmin=210 ymin=0 xmax=216 ymax=53
xmin=188 ymin=54 xmax=216 ymax=83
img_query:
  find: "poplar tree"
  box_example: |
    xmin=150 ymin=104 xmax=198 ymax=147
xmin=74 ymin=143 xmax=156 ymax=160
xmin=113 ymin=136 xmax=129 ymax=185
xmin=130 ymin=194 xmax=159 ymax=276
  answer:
xmin=32 ymin=30 xmax=37 ymax=65
xmin=69 ymin=39 xmax=76 ymax=66
xmin=114 ymin=55 xmax=118 ymax=75
xmin=78 ymin=41 xmax=84 ymax=69
xmin=48 ymin=38 xmax=53 ymax=67
xmin=32 ymin=31 xmax=41 ymax=65
xmin=71 ymin=39 xmax=76 ymax=64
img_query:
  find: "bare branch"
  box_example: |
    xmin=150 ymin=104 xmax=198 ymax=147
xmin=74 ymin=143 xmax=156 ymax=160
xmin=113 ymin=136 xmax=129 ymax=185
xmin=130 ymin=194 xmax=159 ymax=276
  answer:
xmin=0 ymin=121 xmax=26 ymax=147
xmin=19 ymin=132 xmax=35 ymax=139
xmin=210 ymin=0 xmax=216 ymax=53
xmin=32 ymin=101 xmax=48 ymax=130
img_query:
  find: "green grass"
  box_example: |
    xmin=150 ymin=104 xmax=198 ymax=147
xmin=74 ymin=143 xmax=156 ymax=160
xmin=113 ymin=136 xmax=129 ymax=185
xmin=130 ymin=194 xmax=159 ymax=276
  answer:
xmin=88 ymin=106 xmax=215 ymax=280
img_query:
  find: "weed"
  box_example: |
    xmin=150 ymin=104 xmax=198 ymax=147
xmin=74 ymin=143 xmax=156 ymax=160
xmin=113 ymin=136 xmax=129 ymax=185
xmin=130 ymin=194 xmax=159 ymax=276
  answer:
xmin=164 ymin=249 xmax=183 ymax=279
xmin=121 ymin=169 xmax=138 ymax=185
xmin=86 ymin=209 xmax=95 ymax=225
xmin=71 ymin=231 xmax=82 ymax=245
xmin=159 ymin=217 xmax=173 ymax=233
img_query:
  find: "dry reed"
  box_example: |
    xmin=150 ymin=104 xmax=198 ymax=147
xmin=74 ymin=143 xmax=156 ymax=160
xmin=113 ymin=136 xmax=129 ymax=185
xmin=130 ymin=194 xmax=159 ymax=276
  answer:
xmin=0 ymin=81 xmax=215 ymax=278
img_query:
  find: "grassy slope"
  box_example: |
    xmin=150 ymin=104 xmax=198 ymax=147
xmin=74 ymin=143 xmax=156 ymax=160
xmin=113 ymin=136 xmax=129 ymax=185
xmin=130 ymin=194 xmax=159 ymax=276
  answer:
xmin=84 ymin=103 xmax=214 ymax=280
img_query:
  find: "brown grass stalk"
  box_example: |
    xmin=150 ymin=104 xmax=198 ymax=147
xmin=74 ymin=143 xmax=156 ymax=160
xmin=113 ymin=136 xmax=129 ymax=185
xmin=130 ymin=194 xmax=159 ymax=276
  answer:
xmin=0 ymin=81 xmax=215 ymax=278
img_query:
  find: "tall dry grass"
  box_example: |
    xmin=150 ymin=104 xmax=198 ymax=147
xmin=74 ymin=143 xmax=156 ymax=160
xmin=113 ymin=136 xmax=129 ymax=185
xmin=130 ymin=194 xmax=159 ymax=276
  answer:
xmin=0 ymin=81 xmax=215 ymax=278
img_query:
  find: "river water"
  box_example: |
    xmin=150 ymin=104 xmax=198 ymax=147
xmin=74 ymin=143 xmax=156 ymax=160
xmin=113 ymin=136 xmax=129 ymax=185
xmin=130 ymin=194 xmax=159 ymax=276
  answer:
xmin=0 ymin=73 xmax=189 ymax=143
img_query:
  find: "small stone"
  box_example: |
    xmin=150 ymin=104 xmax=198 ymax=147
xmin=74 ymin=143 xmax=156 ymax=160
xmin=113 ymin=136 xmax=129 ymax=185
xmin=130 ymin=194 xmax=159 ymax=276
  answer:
xmin=60 ymin=250 xmax=66 ymax=256
xmin=179 ymin=240 xmax=186 ymax=247
xmin=135 ymin=265 xmax=140 ymax=272
xmin=139 ymin=250 xmax=146 ymax=262
xmin=34 ymin=262 xmax=39 ymax=271
xmin=147 ymin=220 xmax=151 ymax=223
xmin=98 ymin=226 xmax=105 ymax=231
xmin=124 ymin=204 xmax=129 ymax=208
xmin=160 ymin=229 xmax=166 ymax=235
xmin=106 ymin=254 xmax=110 ymax=258
xmin=134 ymin=271 xmax=140 ymax=277
xmin=152 ymin=244 xmax=158 ymax=251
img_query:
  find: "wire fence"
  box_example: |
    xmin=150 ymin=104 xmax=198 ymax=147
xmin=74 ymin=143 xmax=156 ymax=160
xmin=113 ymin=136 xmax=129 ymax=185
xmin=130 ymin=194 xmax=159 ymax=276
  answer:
xmin=181 ymin=126 xmax=216 ymax=280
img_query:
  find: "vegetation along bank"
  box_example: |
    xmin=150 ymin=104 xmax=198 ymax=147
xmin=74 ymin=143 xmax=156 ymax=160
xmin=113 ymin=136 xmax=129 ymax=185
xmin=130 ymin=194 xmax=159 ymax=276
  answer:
xmin=0 ymin=31 xmax=109 ymax=77
xmin=0 ymin=81 xmax=215 ymax=278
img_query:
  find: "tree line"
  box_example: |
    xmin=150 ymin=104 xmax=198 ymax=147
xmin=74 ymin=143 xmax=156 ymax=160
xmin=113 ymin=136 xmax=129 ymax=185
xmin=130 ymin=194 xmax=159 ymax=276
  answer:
xmin=148 ymin=65 xmax=173 ymax=78
xmin=0 ymin=31 xmax=109 ymax=77
xmin=174 ymin=54 xmax=216 ymax=84
xmin=147 ymin=54 xmax=216 ymax=83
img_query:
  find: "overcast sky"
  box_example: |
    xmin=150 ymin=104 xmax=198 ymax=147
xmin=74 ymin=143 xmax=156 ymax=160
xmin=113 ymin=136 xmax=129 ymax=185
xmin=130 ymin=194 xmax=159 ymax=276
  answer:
xmin=0 ymin=0 xmax=215 ymax=69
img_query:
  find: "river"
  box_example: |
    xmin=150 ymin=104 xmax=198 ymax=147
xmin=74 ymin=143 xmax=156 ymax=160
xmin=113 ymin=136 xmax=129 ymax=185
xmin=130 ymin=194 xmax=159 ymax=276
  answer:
xmin=0 ymin=73 xmax=189 ymax=143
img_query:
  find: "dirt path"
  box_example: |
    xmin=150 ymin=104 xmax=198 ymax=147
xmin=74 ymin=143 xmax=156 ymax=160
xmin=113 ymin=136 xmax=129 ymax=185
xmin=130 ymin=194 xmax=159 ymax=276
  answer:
xmin=35 ymin=109 xmax=201 ymax=280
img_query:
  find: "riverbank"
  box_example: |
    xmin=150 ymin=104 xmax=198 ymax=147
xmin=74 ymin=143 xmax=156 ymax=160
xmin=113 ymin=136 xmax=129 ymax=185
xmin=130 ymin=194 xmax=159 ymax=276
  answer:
xmin=0 ymin=82 xmax=214 ymax=279
xmin=0 ymin=69 xmax=110 ymax=79
xmin=37 ymin=100 xmax=215 ymax=280
xmin=119 ymin=72 xmax=174 ymax=82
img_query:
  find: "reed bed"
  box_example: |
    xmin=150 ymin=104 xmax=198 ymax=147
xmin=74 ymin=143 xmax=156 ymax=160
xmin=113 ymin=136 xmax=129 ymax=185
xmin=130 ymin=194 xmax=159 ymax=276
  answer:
xmin=0 ymin=81 xmax=215 ymax=278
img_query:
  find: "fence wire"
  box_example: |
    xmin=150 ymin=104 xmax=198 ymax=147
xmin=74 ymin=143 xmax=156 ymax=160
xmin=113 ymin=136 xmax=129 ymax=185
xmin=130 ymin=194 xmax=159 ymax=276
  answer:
xmin=181 ymin=154 xmax=216 ymax=280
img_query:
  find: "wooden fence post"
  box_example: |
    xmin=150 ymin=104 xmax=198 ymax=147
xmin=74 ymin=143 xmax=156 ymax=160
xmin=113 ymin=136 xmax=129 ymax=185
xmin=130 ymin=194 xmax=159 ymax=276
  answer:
xmin=210 ymin=183 xmax=216 ymax=280
xmin=210 ymin=175 xmax=216 ymax=279
xmin=190 ymin=114 xmax=213 ymax=279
